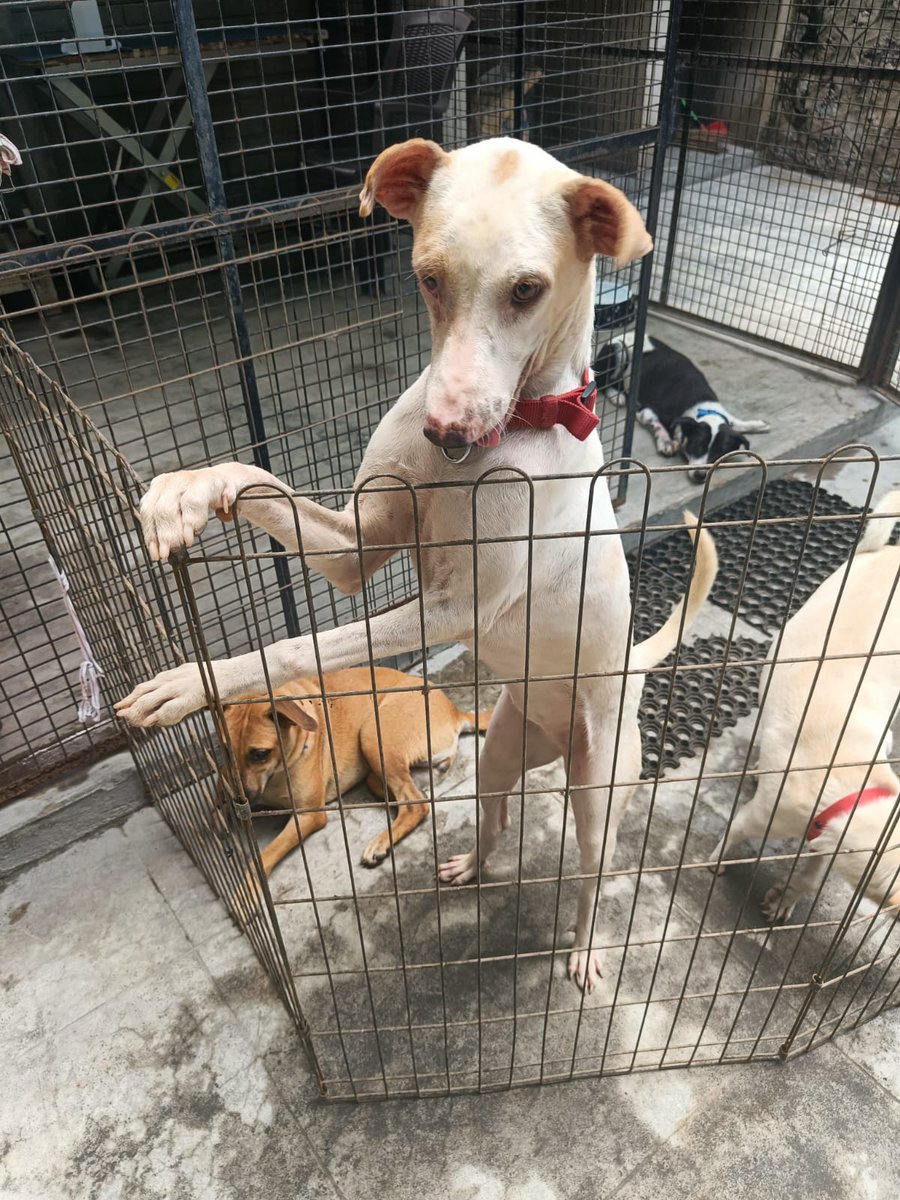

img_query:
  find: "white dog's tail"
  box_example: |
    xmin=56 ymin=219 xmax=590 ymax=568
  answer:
xmin=631 ymin=513 xmax=718 ymax=672
xmin=857 ymin=489 xmax=900 ymax=554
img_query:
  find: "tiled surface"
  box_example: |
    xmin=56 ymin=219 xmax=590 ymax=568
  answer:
xmin=652 ymin=143 xmax=896 ymax=368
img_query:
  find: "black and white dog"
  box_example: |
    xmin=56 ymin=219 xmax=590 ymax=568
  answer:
xmin=595 ymin=335 xmax=769 ymax=484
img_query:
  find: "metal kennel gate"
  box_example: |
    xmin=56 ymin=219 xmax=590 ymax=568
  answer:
xmin=0 ymin=0 xmax=676 ymax=798
xmin=3 ymin=322 xmax=900 ymax=1097
xmin=3 ymin=1 xmax=900 ymax=798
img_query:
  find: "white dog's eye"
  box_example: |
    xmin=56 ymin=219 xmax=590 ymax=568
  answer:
xmin=512 ymin=280 xmax=542 ymax=305
xmin=421 ymin=275 xmax=439 ymax=294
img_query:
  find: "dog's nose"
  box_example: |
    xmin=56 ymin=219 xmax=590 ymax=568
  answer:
xmin=689 ymin=470 xmax=707 ymax=485
xmin=423 ymin=423 xmax=471 ymax=449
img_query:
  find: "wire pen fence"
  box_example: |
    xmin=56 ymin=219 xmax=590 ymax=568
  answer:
xmin=1 ymin=0 xmax=900 ymax=1099
xmin=3 ymin=1 xmax=899 ymax=795
xmin=3 ymin=323 xmax=900 ymax=1097
xmin=0 ymin=0 xmax=667 ymax=797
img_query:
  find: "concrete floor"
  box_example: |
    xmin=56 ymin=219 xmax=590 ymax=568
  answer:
xmin=4 ymin=414 xmax=900 ymax=1199
xmin=650 ymin=142 xmax=897 ymax=369
xmin=3 ymin=803 xmax=900 ymax=1200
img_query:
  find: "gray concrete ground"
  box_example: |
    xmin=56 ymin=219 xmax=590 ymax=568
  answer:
xmin=3 ymin=802 xmax=900 ymax=1200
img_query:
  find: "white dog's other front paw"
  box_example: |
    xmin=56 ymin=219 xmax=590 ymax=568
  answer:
xmin=761 ymin=883 xmax=795 ymax=925
xmin=437 ymin=851 xmax=480 ymax=886
xmin=568 ymin=947 xmax=603 ymax=993
xmin=140 ymin=467 xmax=239 ymax=562
xmin=115 ymin=662 xmax=207 ymax=728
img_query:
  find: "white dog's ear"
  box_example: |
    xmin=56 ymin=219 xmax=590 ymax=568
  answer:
xmin=564 ymin=177 xmax=653 ymax=268
xmin=359 ymin=138 xmax=448 ymax=223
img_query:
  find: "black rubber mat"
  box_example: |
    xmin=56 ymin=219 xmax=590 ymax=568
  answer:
xmin=633 ymin=479 xmax=882 ymax=636
xmin=628 ymin=479 xmax=900 ymax=776
xmin=630 ymin=562 xmax=763 ymax=777
xmin=638 ymin=635 xmax=762 ymax=779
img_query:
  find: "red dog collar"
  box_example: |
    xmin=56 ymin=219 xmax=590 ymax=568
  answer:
xmin=806 ymin=786 xmax=894 ymax=842
xmin=507 ymin=369 xmax=599 ymax=441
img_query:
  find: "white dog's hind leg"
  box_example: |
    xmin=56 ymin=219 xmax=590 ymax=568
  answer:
xmin=729 ymin=418 xmax=770 ymax=434
xmin=566 ymin=715 xmax=640 ymax=992
xmin=761 ymin=854 xmax=828 ymax=923
xmin=710 ymin=786 xmax=783 ymax=875
xmin=438 ymin=690 xmax=560 ymax=885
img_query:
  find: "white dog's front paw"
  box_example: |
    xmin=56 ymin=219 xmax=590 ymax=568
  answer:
xmin=437 ymin=851 xmax=480 ymax=886
xmin=761 ymin=883 xmax=795 ymax=924
xmin=140 ymin=468 xmax=239 ymax=561
xmin=115 ymin=662 xmax=207 ymax=728
xmin=568 ymin=948 xmax=603 ymax=993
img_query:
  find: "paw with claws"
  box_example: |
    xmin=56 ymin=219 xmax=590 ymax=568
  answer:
xmin=140 ymin=467 xmax=242 ymax=561
xmin=115 ymin=662 xmax=207 ymax=728
xmin=761 ymin=883 xmax=796 ymax=924
xmin=568 ymin=947 xmax=603 ymax=993
xmin=437 ymin=851 xmax=482 ymax=886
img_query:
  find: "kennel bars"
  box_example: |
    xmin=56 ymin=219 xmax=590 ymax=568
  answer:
xmin=0 ymin=0 xmax=678 ymax=796
xmin=3 ymin=2 xmax=900 ymax=794
xmin=3 ymin=318 xmax=900 ymax=1097
xmin=2 ymin=0 xmax=900 ymax=1098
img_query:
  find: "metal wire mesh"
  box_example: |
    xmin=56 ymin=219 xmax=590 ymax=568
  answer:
xmin=653 ymin=0 xmax=900 ymax=375
xmin=0 ymin=0 xmax=669 ymax=795
xmin=3 ymin=332 xmax=900 ymax=1098
xmin=2 ymin=0 xmax=900 ymax=1101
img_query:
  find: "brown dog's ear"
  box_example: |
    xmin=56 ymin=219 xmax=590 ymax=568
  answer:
xmin=563 ymin=177 xmax=653 ymax=268
xmin=271 ymin=696 xmax=318 ymax=733
xmin=359 ymin=138 xmax=448 ymax=223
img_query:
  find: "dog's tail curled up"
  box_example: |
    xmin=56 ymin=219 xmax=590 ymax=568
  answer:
xmin=631 ymin=512 xmax=718 ymax=672
xmin=856 ymin=488 xmax=900 ymax=554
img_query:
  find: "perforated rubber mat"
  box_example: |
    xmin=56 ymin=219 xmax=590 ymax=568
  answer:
xmin=637 ymin=635 xmax=762 ymax=778
xmin=631 ymin=561 xmax=763 ymax=778
xmin=633 ymin=479 xmax=884 ymax=636
xmin=627 ymin=479 xmax=889 ymax=777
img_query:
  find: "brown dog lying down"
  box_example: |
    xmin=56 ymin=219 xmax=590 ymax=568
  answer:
xmin=224 ymin=666 xmax=491 ymax=878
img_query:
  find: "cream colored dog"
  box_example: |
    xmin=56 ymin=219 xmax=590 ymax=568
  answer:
xmin=224 ymin=666 xmax=490 ymax=876
xmin=117 ymin=136 xmax=717 ymax=990
xmin=712 ymin=489 xmax=900 ymax=921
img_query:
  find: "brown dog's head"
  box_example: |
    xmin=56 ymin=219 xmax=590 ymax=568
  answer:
xmin=359 ymin=136 xmax=652 ymax=450
xmin=223 ymin=689 xmax=318 ymax=803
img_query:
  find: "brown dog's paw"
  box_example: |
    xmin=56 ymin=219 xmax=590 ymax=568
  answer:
xmin=230 ymin=868 xmax=266 ymax=926
xmin=360 ymin=834 xmax=391 ymax=868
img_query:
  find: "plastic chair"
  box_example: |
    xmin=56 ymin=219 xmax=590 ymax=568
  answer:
xmin=300 ymin=8 xmax=473 ymax=292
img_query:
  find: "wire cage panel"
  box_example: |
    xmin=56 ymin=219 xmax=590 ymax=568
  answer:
xmin=0 ymin=326 xmax=315 ymax=1052
xmin=207 ymin=464 xmax=900 ymax=1099
xmin=1 ymin=0 xmax=899 ymax=1105
xmin=5 ymin=324 xmax=900 ymax=1100
xmin=653 ymin=0 xmax=900 ymax=377
xmin=0 ymin=0 xmax=667 ymax=794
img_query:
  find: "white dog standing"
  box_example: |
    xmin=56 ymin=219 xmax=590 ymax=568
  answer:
xmin=712 ymin=488 xmax=900 ymax=921
xmin=118 ymin=137 xmax=716 ymax=990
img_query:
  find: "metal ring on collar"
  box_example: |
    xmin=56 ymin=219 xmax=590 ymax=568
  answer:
xmin=440 ymin=444 xmax=473 ymax=464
